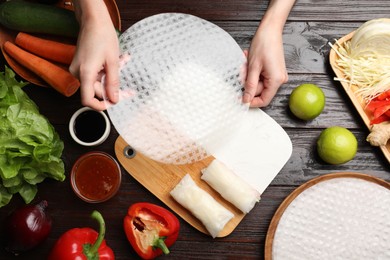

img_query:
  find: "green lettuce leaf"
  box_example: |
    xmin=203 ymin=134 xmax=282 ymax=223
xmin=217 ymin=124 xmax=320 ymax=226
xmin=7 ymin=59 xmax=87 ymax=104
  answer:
xmin=0 ymin=183 xmax=12 ymax=208
xmin=0 ymin=67 xmax=65 ymax=206
xmin=19 ymin=182 xmax=38 ymax=204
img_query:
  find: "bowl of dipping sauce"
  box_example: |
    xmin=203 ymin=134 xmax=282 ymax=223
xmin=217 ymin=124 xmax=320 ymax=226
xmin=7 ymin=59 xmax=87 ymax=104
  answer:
xmin=69 ymin=107 xmax=111 ymax=146
xmin=71 ymin=151 xmax=122 ymax=203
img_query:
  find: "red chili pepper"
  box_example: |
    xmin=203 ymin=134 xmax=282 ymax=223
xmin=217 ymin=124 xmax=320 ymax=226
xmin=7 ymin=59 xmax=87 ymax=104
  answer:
xmin=366 ymin=99 xmax=390 ymax=113
xmin=48 ymin=210 xmax=114 ymax=260
xmin=123 ymin=202 xmax=180 ymax=259
xmin=377 ymin=90 xmax=390 ymax=100
xmin=365 ymin=96 xmax=390 ymax=125
xmin=373 ymin=104 xmax=390 ymax=119
xmin=370 ymin=114 xmax=390 ymax=125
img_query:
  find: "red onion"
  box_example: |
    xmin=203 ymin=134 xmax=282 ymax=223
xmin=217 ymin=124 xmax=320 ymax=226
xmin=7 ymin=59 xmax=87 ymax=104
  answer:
xmin=4 ymin=200 xmax=52 ymax=255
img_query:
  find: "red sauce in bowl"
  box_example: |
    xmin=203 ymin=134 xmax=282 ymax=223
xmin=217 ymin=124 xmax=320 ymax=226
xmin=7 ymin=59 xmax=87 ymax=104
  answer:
xmin=71 ymin=152 xmax=121 ymax=203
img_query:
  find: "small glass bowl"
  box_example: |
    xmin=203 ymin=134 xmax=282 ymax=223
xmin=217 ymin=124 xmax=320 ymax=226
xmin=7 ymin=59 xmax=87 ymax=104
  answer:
xmin=71 ymin=151 xmax=121 ymax=203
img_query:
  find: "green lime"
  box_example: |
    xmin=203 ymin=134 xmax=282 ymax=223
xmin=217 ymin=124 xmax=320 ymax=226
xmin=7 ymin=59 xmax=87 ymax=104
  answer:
xmin=317 ymin=126 xmax=358 ymax=164
xmin=289 ymin=83 xmax=325 ymax=120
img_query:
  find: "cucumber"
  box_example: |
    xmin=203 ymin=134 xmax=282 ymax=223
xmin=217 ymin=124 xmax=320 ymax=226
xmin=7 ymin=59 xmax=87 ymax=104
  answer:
xmin=0 ymin=1 xmax=79 ymax=38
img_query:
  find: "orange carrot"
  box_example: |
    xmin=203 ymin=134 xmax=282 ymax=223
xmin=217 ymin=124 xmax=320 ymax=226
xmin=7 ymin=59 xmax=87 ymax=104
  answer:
xmin=3 ymin=41 xmax=80 ymax=97
xmin=15 ymin=32 xmax=76 ymax=65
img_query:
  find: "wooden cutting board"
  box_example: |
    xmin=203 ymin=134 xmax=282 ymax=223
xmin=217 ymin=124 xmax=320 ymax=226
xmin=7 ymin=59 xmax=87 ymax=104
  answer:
xmin=114 ymin=135 xmax=245 ymax=237
xmin=329 ymin=31 xmax=390 ymax=163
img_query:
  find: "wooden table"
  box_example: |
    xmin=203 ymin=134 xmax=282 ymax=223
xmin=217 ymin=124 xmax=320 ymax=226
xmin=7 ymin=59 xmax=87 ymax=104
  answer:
xmin=1 ymin=1 xmax=389 ymax=259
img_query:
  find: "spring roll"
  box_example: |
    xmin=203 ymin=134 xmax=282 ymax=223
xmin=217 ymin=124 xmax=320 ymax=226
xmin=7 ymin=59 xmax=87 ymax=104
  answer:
xmin=170 ymin=174 xmax=234 ymax=238
xmin=201 ymin=159 xmax=260 ymax=213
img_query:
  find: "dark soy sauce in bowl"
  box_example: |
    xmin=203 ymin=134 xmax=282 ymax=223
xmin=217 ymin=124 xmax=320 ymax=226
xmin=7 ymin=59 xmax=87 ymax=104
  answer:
xmin=69 ymin=107 xmax=111 ymax=146
xmin=74 ymin=110 xmax=106 ymax=143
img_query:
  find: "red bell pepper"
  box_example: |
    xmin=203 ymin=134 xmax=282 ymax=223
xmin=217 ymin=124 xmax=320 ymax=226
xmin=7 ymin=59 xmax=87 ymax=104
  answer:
xmin=365 ymin=93 xmax=390 ymax=125
xmin=48 ymin=210 xmax=114 ymax=260
xmin=123 ymin=202 xmax=180 ymax=259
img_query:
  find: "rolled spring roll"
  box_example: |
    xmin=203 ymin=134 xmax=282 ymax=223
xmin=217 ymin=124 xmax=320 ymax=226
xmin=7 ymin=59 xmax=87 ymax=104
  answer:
xmin=170 ymin=174 xmax=234 ymax=238
xmin=201 ymin=159 xmax=260 ymax=213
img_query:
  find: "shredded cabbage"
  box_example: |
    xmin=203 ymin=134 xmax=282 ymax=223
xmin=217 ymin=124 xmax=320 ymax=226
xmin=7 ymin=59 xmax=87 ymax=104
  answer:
xmin=330 ymin=18 xmax=390 ymax=102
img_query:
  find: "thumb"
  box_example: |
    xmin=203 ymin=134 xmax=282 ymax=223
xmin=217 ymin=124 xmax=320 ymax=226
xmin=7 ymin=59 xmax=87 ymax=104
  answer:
xmin=243 ymin=64 xmax=261 ymax=104
xmin=69 ymin=60 xmax=80 ymax=80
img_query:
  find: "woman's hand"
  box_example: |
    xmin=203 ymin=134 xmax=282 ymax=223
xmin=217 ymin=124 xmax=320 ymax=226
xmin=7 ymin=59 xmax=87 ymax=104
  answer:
xmin=71 ymin=0 xmax=120 ymax=111
xmin=243 ymin=0 xmax=296 ymax=107
xmin=243 ymin=24 xmax=288 ymax=107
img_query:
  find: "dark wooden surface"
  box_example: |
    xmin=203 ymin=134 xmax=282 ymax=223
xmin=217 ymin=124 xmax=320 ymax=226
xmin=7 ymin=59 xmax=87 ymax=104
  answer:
xmin=1 ymin=1 xmax=390 ymax=259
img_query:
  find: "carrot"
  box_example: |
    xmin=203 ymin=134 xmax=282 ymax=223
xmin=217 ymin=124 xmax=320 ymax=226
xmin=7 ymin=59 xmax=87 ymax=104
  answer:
xmin=15 ymin=32 xmax=76 ymax=65
xmin=3 ymin=41 xmax=80 ymax=97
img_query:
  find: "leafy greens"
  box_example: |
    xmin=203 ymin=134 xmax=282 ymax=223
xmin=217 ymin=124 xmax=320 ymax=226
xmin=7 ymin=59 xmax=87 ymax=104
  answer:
xmin=0 ymin=67 xmax=65 ymax=207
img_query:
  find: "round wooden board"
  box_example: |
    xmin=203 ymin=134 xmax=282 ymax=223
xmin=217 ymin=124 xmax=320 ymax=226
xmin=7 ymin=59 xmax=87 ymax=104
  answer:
xmin=0 ymin=0 xmax=121 ymax=87
xmin=264 ymin=172 xmax=390 ymax=259
xmin=328 ymin=31 xmax=390 ymax=163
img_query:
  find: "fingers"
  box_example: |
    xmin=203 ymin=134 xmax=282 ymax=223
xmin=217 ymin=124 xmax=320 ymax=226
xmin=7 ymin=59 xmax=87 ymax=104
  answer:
xmin=249 ymin=84 xmax=277 ymax=107
xmin=250 ymin=72 xmax=288 ymax=107
xmin=71 ymin=54 xmax=119 ymax=111
xmin=119 ymin=53 xmax=131 ymax=68
xmin=243 ymin=63 xmax=262 ymax=104
xmin=78 ymin=66 xmax=106 ymax=111
xmin=104 ymin=58 xmax=120 ymax=104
